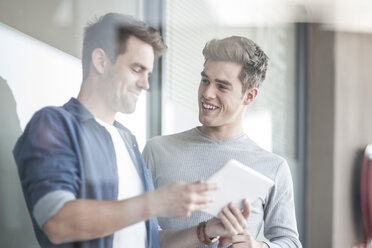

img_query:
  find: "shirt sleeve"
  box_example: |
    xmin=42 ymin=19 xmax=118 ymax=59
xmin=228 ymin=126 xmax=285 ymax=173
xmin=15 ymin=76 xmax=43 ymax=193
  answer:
xmin=13 ymin=108 xmax=80 ymax=228
xmin=142 ymin=140 xmax=157 ymax=184
xmin=262 ymin=161 xmax=302 ymax=248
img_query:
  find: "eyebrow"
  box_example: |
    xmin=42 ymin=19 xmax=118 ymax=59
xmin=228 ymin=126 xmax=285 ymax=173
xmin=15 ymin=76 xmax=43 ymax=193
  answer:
xmin=216 ymin=79 xmax=232 ymax=87
xmin=201 ymin=71 xmax=232 ymax=87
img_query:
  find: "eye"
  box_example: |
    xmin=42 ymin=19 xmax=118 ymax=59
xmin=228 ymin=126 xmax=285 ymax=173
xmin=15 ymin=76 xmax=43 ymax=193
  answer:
xmin=201 ymin=78 xmax=209 ymax=84
xmin=218 ymin=84 xmax=227 ymax=90
xmin=131 ymin=67 xmax=141 ymax=73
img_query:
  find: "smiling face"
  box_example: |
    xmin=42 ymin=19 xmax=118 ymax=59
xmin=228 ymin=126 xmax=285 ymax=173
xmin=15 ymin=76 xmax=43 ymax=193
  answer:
xmin=198 ymin=60 xmax=257 ymax=138
xmin=105 ymin=36 xmax=154 ymax=114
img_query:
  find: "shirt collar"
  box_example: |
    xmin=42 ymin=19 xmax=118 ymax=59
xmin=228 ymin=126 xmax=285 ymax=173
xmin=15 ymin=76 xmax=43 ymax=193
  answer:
xmin=63 ymin=97 xmax=95 ymax=123
xmin=64 ymin=98 xmax=130 ymax=133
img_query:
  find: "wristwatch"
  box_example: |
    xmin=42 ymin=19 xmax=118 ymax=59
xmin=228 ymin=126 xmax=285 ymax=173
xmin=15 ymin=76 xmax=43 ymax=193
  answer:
xmin=197 ymin=221 xmax=220 ymax=244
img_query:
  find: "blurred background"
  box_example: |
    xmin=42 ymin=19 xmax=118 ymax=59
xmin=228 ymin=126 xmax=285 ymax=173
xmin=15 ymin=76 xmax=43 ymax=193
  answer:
xmin=0 ymin=0 xmax=371 ymax=247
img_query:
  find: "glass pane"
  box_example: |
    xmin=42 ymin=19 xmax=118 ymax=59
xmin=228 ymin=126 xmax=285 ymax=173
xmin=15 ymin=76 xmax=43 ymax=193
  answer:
xmin=163 ymin=0 xmax=301 ymax=239
xmin=0 ymin=2 xmax=146 ymax=246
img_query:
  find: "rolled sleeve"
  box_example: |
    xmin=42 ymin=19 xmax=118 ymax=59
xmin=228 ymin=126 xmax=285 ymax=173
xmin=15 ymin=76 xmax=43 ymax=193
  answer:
xmin=13 ymin=108 xmax=81 ymax=226
xmin=33 ymin=190 xmax=76 ymax=228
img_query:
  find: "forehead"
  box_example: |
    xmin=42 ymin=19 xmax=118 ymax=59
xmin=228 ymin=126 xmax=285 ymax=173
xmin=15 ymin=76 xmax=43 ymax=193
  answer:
xmin=203 ymin=60 xmax=242 ymax=81
xmin=116 ymin=36 xmax=155 ymax=70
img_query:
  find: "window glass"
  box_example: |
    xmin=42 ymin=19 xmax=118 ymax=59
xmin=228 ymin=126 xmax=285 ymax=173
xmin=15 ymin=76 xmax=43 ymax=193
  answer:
xmin=163 ymin=0 xmax=301 ymax=239
xmin=0 ymin=1 xmax=145 ymax=246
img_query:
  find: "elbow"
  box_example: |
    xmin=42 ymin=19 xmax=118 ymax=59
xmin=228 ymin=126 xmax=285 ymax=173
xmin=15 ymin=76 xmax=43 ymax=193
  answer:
xmin=43 ymin=218 xmax=69 ymax=244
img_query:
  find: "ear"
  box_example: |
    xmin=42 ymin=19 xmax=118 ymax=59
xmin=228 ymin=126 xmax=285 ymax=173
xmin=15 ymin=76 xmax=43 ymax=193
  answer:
xmin=91 ymin=48 xmax=108 ymax=76
xmin=243 ymin=87 xmax=258 ymax=105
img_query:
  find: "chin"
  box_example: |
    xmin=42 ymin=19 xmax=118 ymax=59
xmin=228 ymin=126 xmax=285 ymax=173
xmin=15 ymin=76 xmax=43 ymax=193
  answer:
xmin=120 ymin=105 xmax=136 ymax=114
xmin=199 ymin=117 xmax=211 ymax=126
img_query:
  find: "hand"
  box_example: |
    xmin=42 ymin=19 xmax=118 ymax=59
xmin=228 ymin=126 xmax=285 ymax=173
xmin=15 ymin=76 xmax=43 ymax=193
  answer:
xmin=218 ymin=230 xmax=269 ymax=248
xmin=206 ymin=199 xmax=250 ymax=238
xmin=150 ymin=180 xmax=219 ymax=217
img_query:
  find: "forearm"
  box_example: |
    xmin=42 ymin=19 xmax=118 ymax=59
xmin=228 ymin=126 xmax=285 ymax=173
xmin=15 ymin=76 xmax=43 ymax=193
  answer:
xmin=264 ymin=237 xmax=302 ymax=248
xmin=42 ymin=180 xmax=218 ymax=245
xmin=159 ymin=227 xmax=200 ymax=248
xmin=44 ymin=193 xmax=153 ymax=244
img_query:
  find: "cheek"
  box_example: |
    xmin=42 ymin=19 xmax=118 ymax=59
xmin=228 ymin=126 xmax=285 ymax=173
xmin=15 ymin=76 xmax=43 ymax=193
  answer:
xmin=197 ymin=86 xmax=203 ymax=98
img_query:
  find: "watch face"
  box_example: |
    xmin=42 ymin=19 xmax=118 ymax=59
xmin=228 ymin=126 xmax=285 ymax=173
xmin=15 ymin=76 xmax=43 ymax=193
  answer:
xmin=209 ymin=236 xmax=220 ymax=243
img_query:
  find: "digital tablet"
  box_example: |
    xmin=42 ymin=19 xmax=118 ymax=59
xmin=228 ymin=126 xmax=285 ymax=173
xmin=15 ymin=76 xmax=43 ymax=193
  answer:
xmin=203 ymin=159 xmax=274 ymax=217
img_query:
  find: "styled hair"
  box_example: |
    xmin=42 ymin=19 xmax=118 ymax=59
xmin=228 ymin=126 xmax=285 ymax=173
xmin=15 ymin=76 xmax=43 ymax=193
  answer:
xmin=82 ymin=12 xmax=167 ymax=80
xmin=202 ymin=36 xmax=268 ymax=91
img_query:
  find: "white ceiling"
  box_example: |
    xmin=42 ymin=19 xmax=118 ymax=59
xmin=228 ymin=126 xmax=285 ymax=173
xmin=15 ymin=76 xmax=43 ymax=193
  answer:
xmin=205 ymin=0 xmax=372 ymax=33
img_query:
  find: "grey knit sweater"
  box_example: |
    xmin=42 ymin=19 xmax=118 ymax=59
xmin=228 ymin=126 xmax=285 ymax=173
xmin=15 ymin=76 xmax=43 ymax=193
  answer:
xmin=143 ymin=127 xmax=302 ymax=248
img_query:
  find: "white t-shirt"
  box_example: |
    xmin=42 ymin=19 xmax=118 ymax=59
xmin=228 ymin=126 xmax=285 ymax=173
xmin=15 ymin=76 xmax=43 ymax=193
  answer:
xmin=96 ymin=119 xmax=147 ymax=248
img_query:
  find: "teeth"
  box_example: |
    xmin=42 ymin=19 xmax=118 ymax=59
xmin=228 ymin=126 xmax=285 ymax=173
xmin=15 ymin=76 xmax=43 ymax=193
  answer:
xmin=202 ymin=103 xmax=217 ymax=110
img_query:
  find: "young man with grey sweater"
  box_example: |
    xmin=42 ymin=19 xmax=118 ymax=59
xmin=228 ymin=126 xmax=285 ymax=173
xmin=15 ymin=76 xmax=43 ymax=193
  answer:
xmin=143 ymin=36 xmax=302 ymax=248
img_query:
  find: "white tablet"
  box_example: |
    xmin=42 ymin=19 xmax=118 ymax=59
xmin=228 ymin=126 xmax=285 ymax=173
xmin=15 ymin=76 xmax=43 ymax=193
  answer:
xmin=203 ymin=159 xmax=274 ymax=217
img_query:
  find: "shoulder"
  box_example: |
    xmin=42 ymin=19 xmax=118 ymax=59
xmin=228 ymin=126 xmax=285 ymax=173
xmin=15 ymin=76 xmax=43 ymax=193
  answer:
xmin=243 ymin=137 xmax=286 ymax=166
xmin=146 ymin=128 xmax=195 ymax=147
xmin=30 ymin=105 xmax=73 ymax=126
xmin=257 ymin=149 xmax=292 ymax=185
xmin=241 ymin=138 xmax=289 ymax=180
xmin=14 ymin=106 xmax=74 ymax=152
xmin=143 ymin=129 xmax=196 ymax=162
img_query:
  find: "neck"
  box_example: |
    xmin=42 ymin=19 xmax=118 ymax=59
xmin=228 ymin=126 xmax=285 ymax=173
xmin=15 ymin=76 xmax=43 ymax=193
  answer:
xmin=198 ymin=124 xmax=244 ymax=140
xmin=77 ymin=79 xmax=116 ymax=125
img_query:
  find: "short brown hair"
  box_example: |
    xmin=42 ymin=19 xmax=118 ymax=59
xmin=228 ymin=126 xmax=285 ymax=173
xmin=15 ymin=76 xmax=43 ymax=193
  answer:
xmin=82 ymin=13 xmax=167 ymax=80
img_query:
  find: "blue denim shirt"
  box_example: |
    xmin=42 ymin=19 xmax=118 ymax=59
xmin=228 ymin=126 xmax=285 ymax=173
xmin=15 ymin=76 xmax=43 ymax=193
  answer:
xmin=13 ymin=98 xmax=160 ymax=248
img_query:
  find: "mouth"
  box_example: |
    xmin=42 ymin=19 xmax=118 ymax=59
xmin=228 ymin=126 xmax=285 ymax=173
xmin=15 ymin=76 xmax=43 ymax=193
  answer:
xmin=201 ymin=100 xmax=220 ymax=111
xmin=131 ymin=91 xmax=141 ymax=98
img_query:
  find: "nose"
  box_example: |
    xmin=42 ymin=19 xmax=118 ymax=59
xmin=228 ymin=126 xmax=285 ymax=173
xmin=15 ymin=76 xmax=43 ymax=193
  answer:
xmin=138 ymin=76 xmax=150 ymax=90
xmin=201 ymin=82 xmax=217 ymax=99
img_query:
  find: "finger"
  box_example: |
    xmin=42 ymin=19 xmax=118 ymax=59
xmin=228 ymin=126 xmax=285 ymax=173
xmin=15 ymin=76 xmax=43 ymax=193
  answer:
xmin=188 ymin=192 xmax=215 ymax=204
xmin=241 ymin=199 xmax=251 ymax=220
xmin=231 ymin=233 xmax=252 ymax=243
xmin=231 ymin=244 xmax=249 ymax=248
xmin=186 ymin=192 xmax=217 ymax=212
xmin=188 ymin=203 xmax=207 ymax=213
xmin=188 ymin=181 xmax=220 ymax=192
xmin=219 ymin=210 xmax=238 ymax=235
xmin=222 ymin=204 xmax=244 ymax=233
xmin=228 ymin=202 xmax=247 ymax=229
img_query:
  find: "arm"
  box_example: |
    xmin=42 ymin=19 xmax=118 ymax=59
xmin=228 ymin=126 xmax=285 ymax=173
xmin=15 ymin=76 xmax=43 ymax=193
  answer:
xmin=159 ymin=228 xmax=200 ymax=248
xmin=262 ymin=161 xmax=302 ymax=248
xmin=14 ymin=110 xmax=217 ymax=244
xmin=218 ymin=231 xmax=269 ymax=248
xmin=216 ymin=161 xmax=301 ymax=248
xmin=210 ymin=200 xmax=269 ymax=248
xmin=159 ymin=199 xmax=252 ymax=248
xmin=44 ymin=197 xmax=149 ymax=244
xmin=44 ymin=180 xmax=218 ymax=244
